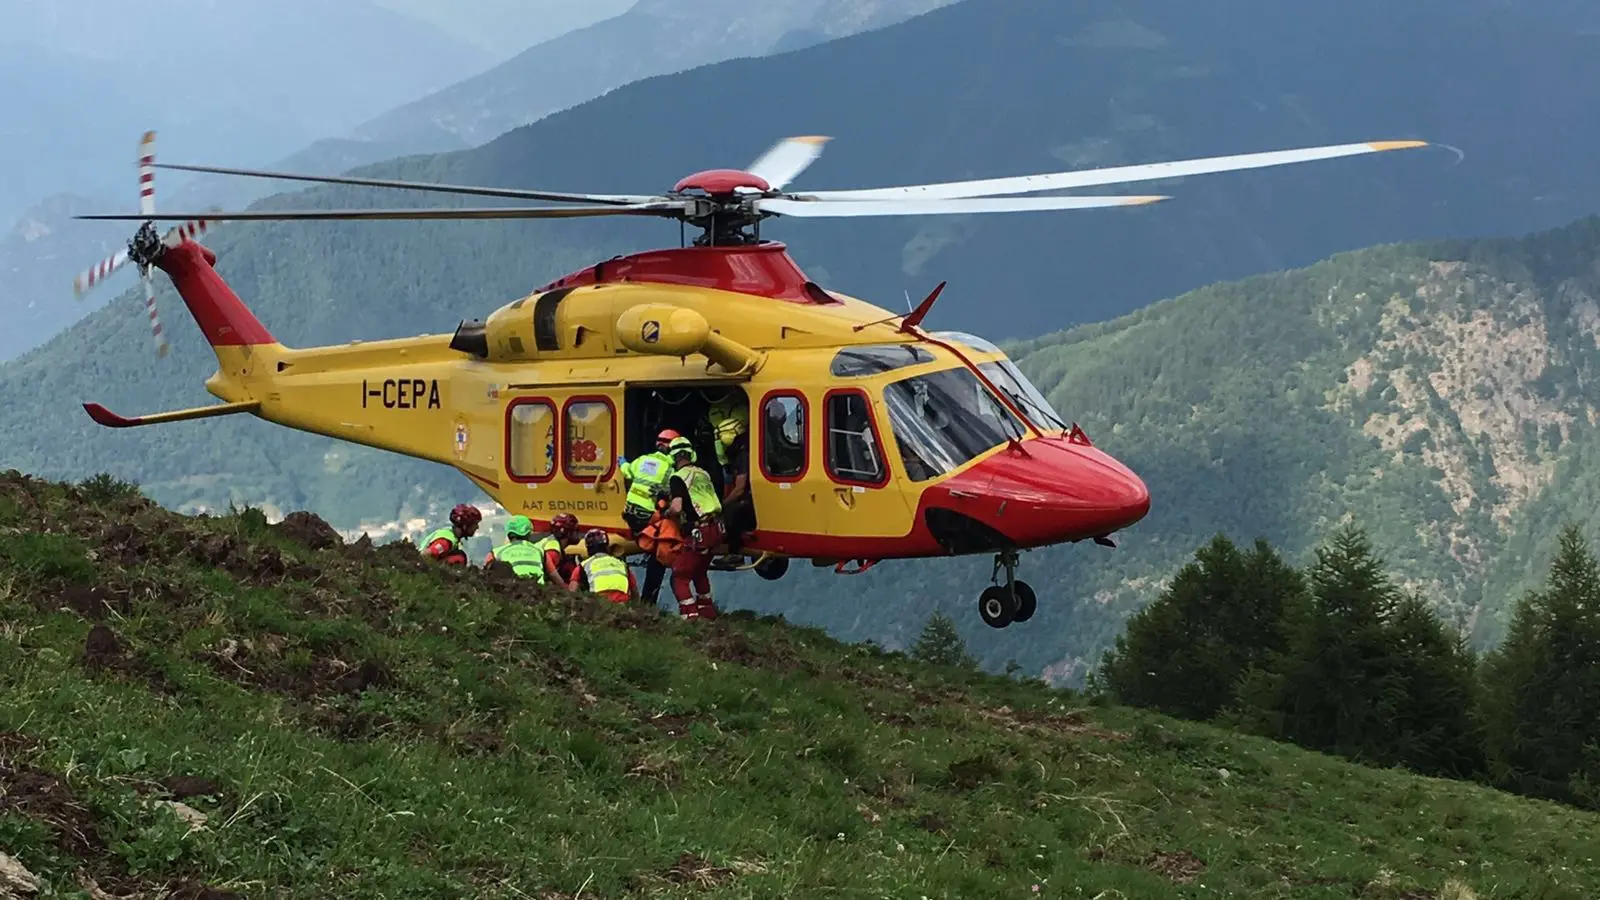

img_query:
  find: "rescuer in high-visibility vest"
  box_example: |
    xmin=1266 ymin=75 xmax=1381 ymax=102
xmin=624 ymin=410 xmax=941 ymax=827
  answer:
xmin=576 ymin=529 xmax=637 ymax=604
xmin=421 ymin=503 xmax=481 ymax=566
xmin=482 ymin=514 xmax=545 ymax=581
xmin=664 ymin=436 xmax=723 ymax=620
xmin=705 ymin=393 xmax=749 ymax=477
xmin=618 ymin=428 xmax=679 ymax=604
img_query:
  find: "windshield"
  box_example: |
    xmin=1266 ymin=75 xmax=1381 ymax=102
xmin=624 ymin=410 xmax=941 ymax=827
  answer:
xmin=979 ymin=360 xmax=1068 ymax=433
xmin=882 ymin=366 xmax=1026 ymax=482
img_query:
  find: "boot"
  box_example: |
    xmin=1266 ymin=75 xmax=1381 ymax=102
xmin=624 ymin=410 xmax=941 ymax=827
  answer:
xmin=695 ymin=594 xmax=719 ymax=620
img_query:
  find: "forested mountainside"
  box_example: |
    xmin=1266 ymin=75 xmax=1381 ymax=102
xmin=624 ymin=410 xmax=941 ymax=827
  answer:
xmin=349 ymin=0 xmax=960 ymax=154
xmin=4 ymin=0 xmax=1600 ymax=681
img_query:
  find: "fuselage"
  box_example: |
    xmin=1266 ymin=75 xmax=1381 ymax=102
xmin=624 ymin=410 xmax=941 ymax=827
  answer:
xmin=156 ymin=238 xmax=1150 ymax=563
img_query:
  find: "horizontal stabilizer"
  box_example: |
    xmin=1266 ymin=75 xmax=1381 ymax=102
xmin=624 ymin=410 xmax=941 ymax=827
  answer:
xmin=83 ymin=399 xmax=261 ymax=428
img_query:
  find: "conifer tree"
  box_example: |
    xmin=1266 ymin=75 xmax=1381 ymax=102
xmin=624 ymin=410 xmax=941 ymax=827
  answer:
xmin=1382 ymin=591 xmax=1482 ymax=778
xmin=1479 ymin=524 xmax=1600 ymax=806
xmin=1236 ymin=524 xmax=1484 ymax=778
xmin=910 ymin=611 xmax=977 ymax=669
xmin=1252 ymin=524 xmax=1400 ymax=760
xmin=1095 ymin=534 xmax=1307 ymax=720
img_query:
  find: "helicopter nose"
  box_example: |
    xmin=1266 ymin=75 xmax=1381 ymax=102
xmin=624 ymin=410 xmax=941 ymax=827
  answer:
xmin=922 ymin=439 xmax=1150 ymax=550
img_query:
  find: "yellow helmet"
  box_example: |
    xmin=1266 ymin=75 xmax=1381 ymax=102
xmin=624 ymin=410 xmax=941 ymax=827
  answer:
xmin=667 ymin=436 xmax=696 ymax=462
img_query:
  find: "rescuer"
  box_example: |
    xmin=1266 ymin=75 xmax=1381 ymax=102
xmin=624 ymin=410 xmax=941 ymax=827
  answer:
xmin=717 ymin=425 xmax=753 ymax=563
xmin=664 ymin=435 xmax=722 ymax=620
xmin=542 ymin=512 xmax=582 ymax=588
xmin=482 ymin=514 xmax=545 ymax=580
xmin=421 ymin=503 xmax=480 ymax=566
xmin=619 ymin=428 xmax=680 ymax=604
xmin=576 ymin=528 xmax=637 ymax=603
xmin=705 ymin=391 xmax=749 ymax=482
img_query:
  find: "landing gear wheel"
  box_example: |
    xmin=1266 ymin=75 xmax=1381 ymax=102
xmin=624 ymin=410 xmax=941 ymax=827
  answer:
xmin=754 ymin=556 xmax=789 ymax=581
xmin=1012 ymin=581 xmax=1036 ymax=623
xmin=979 ymin=585 xmax=1017 ymax=628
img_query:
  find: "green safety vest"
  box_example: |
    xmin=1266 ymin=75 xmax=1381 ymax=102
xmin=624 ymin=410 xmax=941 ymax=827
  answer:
xmin=581 ymin=553 xmax=630 ymax=594
xmin=490 ymin=538 xmax=545 ymax=581
xmin=422 ymin=526 xmax=458 ymax=553
xmin=623 ymin=451 xmax=673 ymax=511
xmin=707 ymin=399 xmax=749 ymax=466
xmin=675 ymin=465 xmax=722 ymax=519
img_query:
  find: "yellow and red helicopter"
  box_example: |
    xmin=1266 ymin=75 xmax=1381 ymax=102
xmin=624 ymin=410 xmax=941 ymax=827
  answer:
xmin=71 ymin=130 xmax=1428 ymax=627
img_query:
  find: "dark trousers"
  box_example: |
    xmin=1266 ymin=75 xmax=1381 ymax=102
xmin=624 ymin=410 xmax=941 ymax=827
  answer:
xmin=623 ymin=504 xmax=667 ymax=603
xmin=722 ymin=494 xmax=754 ymax=553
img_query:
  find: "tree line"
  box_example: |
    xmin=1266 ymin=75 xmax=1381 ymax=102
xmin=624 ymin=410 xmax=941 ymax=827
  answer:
xmin=1080 ymin=523 xmax=1600 ymax=810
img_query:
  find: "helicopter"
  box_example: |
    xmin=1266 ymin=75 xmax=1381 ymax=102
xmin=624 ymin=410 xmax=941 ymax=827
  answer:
xmin=71 ymin=129 xmax=1429 ymax=628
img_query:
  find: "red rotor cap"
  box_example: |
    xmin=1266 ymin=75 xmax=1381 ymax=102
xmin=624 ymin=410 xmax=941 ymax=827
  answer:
xmin=673 ymin=168 xmax=771 ymax=195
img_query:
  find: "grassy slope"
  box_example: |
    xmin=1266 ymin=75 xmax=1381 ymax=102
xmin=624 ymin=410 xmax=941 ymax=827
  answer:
xmin=1 ymin=472 xmax=1597 ymax=899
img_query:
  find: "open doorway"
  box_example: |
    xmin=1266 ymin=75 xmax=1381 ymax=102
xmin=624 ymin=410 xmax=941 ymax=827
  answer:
xmin=624 ymin=384 xmax=749 ymax=498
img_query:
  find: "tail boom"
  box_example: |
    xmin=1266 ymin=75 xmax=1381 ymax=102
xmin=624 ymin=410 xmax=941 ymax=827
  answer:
xmin=149 ymin=240 xmax=275 ymax=348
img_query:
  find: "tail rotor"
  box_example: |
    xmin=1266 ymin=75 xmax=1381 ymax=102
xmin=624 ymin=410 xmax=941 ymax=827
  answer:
xmin=71 ymin=130 xmax=218 ymax=358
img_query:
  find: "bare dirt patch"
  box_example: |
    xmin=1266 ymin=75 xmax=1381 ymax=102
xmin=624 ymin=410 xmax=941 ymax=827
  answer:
xmin=1144 ymin=849 xmax=1206 ymax=884
xmin=271 ymin=511 xmax=344 ymax=551
xmin=193 ymin=634 xmax=392 ymax=702
xmin=81 ymin=624 xmax=178 ymax=694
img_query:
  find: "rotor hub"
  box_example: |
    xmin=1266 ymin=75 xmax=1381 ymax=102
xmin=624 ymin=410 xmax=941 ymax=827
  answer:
xmin=672 ymin=168 xmax=772 ymax=195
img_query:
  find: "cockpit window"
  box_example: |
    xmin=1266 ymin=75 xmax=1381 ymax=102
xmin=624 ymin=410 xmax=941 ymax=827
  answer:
xmin=930 ymin=331 xmax=1002 ymax=354
xmin=978 ymin=360 xmax=1069 ymax=434
xmin=882 ymin=366 xmax=1026 ymax=482
xmin=830 ymin=344 xmax=937 ymax=377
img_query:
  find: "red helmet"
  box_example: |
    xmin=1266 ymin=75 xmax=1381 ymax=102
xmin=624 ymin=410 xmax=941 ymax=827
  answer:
xmin=551 ymin=512 xmax=579 ymax=539
xmin=655 ymin=428 xmax=681 ymax=449
xmin=583 ymin=528 xmax=610 ymax=556
xmin=449 ymin=503 xmax=482 ymax=530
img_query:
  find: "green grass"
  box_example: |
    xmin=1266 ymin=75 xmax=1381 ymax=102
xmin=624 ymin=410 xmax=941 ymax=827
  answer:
xmin=1 ymin=471 xmax=1597 ymax=898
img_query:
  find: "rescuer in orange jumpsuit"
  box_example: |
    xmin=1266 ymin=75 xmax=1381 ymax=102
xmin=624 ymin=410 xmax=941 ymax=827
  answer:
xmin=545 ymin=513 xmax=583 ymax=587
xmin=663 ymin=436 xmax=722 ymax=620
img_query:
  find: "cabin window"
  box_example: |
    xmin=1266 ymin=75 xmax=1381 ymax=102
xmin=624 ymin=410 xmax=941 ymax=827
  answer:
xmin=507 ymin=399 xmax=556 ymax=481
xmin=825 ymin=389 xmax=887 ymax=486
xmin=929 ymin=330 xmax=1002 ymax=354
xmin=760 ymin=392 xmax=807 ymax=480
xmin=563 ymin=397 xmax=616 ymax=481
xmin=882 ymin=366 xmax=1025 ymax=482
xmin=829 ymin=344 xmax=937 ymax=377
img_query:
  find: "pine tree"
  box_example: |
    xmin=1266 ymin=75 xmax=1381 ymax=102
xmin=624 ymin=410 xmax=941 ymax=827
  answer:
xmin=1243 ymin=525 xmax=1401 ymax=761
xmin=1382 ymin=591 xmax=1482 ymax=778
xmin=1095 ymin=534 xmax=1308 ymax=720
xmin=910 ymin=611 xmax=976 ymax=669
xmin=1479 ymin=524 xmax=1600 ymax=806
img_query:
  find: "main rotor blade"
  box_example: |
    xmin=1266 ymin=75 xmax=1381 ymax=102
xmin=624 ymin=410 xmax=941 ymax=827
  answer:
xmin=745 ymin=136 xmax=831 ymax=191
xmin=758 ymin=194 xmax=1167 ymax=217
xmin=76 ymin=202 xmax=691 ymax=222
xmin=796 ymin=140 xmax=1430 ymax=201
xmin=154 ymin=161 xmax=657 ymax=206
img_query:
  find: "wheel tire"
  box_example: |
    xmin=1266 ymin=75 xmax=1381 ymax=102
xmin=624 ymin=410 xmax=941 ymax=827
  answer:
xmin=978 ymin=585 xmax=1016 ymax=628
xmin=1012 ymin=581 xmax=1037 ymax=623
xmin=754 ymin=556 xmax=790 ymax=581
